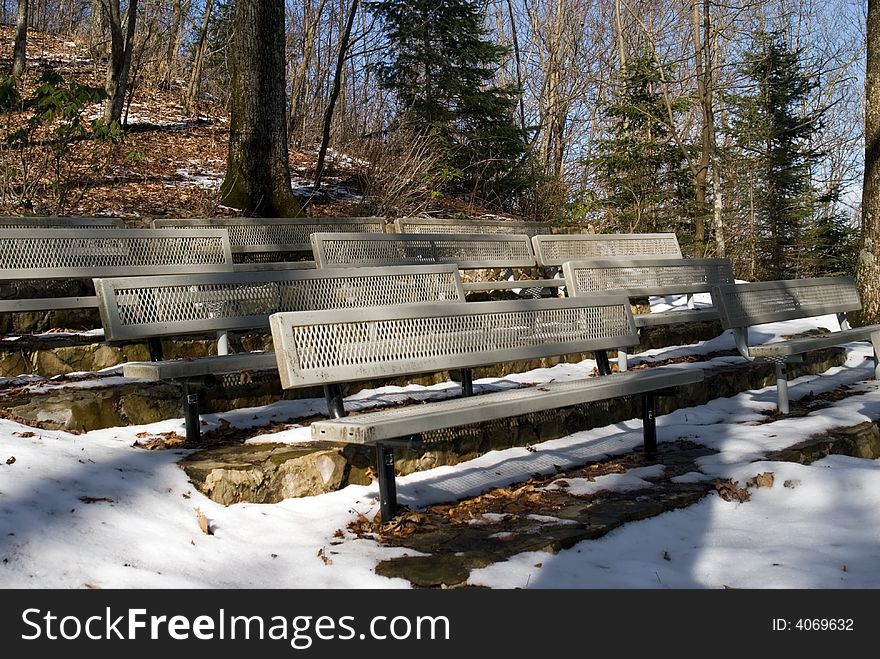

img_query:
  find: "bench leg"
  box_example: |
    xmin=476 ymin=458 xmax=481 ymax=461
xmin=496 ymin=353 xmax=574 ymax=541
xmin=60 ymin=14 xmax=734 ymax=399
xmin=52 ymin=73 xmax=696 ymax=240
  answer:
xmin=460 ymin=368 xmax=474 ymax=397
xmin=324 ymin=384 xmax=347 ymax=419
xmin=775 ymin=362 xmax=790 ymax=415
xmin=216 ymin=331 xmax=229 ymax=356
xmin=642 ymin=393 xmax=657 ymax=455
xmin=871 ymin=331 xmax=880 ymax=380
xmin=596 ymin=350 xmax=612 ymax=376
xmin=148 ymin=337 xmax=164 ymax=362
xmin=375 ymin=444 xmax=398 ymax=521
xmin=617 ymin=347 xmax=628 ymax=372
xmin=183 ymin=380 xmax=201 ymax=443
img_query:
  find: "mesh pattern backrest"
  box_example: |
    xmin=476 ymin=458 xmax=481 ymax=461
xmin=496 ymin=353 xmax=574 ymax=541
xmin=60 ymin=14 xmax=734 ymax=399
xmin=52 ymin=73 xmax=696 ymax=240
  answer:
xmin=713 ymin=277 xmax=862 ymax=328
xmin=395 ymin=217 xmax=552 ymax=237
xmin=0 ymin=229 xmax=233 ymax=279
xmin=95 ymin=265 xmax=465 ymax=341
xmin=0 ymin=216 xmax=125 ymax=228
xmin=154 ymin=218 xmax=386 ymax=251
xmin=270 ymin=297 xmax=637 ymax=388
xmin=532 ymin=233 xmax=682 ymax=266
xmin=311 ymin=232 xmax=536 ymax=268
xmin=564 ymin=258 xmax=734 ymax=296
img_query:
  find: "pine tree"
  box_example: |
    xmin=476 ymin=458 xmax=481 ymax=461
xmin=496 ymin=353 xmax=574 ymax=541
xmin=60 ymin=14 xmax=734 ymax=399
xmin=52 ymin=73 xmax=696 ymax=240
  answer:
xmin=587 ymin=53 xmax=695 ymax=240
xmin=726 ymin=30 xmax=833 ymax=279
xmin=368 ymin=0 xmax=529 ymax=204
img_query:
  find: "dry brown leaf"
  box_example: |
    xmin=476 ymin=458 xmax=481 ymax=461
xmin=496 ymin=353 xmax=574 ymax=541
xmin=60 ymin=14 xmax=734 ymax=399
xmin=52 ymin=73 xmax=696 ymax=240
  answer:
xmin=714 ymin=480 xmax=751 ymax=503
xmin=194 ymin=507 xmax=212 ymax=535
xmin=12 ymin=431 xmax=35 ymax=438
xmin=752 ymin=472 xmax=774 ymax=488
xmin=79 ymin=496 xmax=113 ymax=504
xmin=5 ymin=456 xmax=15 ymax=465
xmin=317 ymin=547 xmax=333 ymax=565
xmin=84 ymin=583 xmax=102 ymax=589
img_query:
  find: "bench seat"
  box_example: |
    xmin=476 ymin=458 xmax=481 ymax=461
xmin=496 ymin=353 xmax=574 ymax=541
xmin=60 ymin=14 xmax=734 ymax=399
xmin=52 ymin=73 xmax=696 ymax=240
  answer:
xmin=746 ymin=326 xmax=880 ymax=358
xmin=123 ymin=351 xmax=278 ymax=380
xmin=633 ymin=308 xmax=720 ymax=328
xmin=311 ymin=366 xmax=702 ymax=445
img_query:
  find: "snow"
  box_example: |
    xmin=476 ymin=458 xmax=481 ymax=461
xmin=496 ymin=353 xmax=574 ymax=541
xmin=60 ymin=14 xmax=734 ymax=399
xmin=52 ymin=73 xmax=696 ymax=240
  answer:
xmin=1 ymin=309 xmax=879 ymax=589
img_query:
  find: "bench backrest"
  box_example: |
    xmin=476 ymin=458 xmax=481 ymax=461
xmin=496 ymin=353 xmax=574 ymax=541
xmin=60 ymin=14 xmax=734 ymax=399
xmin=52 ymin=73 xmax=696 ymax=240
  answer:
xmin=394 ymin=216 xmax=552 ymax=236
xmin=532 ymin=233 xmax=682 ymax=267
xmin=310 ymin=232 xmax=537 ymax=269
xmin=270 ymin=296 xmax=637 ymax=388
xmin=0 ymin=216 xmax=126 ymax=228
xmin=712 ymin=277 xmax=862 ymax=330
xmin=564 ymin=257 xmax=734 ymax=297
xmin=0 ymin=229 xmax=234 ymax=279
xmin=95 ymin=264 xmax=465 ymax=342
xmin=152 ymin=217 xmax=386 ymax=262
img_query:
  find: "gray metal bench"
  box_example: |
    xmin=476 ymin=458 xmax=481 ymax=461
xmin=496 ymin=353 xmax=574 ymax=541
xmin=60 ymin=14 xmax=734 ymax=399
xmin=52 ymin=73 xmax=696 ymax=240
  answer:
xmin=712 ymin=277 xmax=880 ymax=413
xmin=0 ymin=229 xmax=234 ymax=315
xmin=0 ymin=216 xmax=126 ymax=228
xmin=394 ymin=216 xmax=552 ymax=236
xmin=532 ymin=233 xmax=683 ymax=267
xmin=103 ymin=264 xmax=466 ymax=440
xmin=311 ymin=231 xmax=561 ymax=295
xmin=563 ymin=257 xmax=735 ymax=369
xmin=270 ymin=297 xmax=704 ymax=519
xmin=152 ymin=217 xmax=386 ymax=270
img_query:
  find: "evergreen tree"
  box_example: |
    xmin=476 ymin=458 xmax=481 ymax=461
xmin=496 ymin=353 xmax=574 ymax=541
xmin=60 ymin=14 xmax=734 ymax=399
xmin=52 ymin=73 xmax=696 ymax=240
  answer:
xmin=587 ymin=53 xmax=695 ymax=240
xmin=368 ymin=0 xmax=529 ymax=204
xmin=726 ymin=30 xmax=833 ymax=279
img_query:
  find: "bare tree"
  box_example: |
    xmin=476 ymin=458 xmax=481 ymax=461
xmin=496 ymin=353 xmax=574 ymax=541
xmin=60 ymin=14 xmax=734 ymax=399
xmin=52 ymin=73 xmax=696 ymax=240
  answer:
xmin=11 ymin=0 xmax=28 ymax=78
xmin=860 ymin=0 xmax=880 ymax=323
xmin=103 ymin=0 xmax=139 ymax=124
xmin=184 ymin=0 xmax=213 ymax=114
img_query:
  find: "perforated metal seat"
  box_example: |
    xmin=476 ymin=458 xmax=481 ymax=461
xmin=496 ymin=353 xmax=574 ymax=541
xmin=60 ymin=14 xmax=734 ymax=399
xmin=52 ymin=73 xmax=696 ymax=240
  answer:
xmin=532 ymin=233 xmax=683 ymax=267
xmin=712 ymin=277 xmax=880 ymax=413
xmin=395 ymin=216 xmax=552 ymax=236
xmin=153 ymin=217 xmax=386 ymax=266
xmin=269 ymin=296 xmax=704 ymax=518
xmin=0 ymin=229 xmax=234 ymax=314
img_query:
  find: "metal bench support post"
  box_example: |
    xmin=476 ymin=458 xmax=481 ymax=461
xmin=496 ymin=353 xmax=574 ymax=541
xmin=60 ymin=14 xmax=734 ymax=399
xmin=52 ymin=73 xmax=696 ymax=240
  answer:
xmin=617 ymin=348 xmax=629 ymax=372
xmin=376 ymin=444 xmax=397 ymax=521
xmin=148 ymin=337 xmax=164 ymax=362
xmin=871 ymin=331 xmax=880 ymax=380
xmin=216 ymin=331 xmax=230 ymax=356
xmin=642 ymin=393 xmax=657 ymax=454
xmin=775 ymin=362 xmax=790 ymax=414
xmin=183 ymin=380 xmax=201 ymax=442
xmin=324 ymin=384 xmax=347 ymax=419
xmin=460 ymin=368 xmax=474 ymax=397
xmin=596 ymin=350 xmax=612 ymax=376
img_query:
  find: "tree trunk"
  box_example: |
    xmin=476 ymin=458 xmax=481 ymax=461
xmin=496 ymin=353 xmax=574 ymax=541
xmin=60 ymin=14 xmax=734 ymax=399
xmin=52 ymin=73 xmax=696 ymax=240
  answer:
xmin=104 ymin=0 xmax=139 ymax=124
xmin=859 ymin=0 xmax=880 ymax=323
xmin=183 ymin=0 xmax=213 ymax=114
xmin=288 ymin=0 xmax=327 ymax=144
xmin=11 ymin=0 xmax=28 ymax=78
xmin=220 ymin=0 xmax=301 ymax=217
xmin=314 ymin=0 xmax=358 ymax=191
xmin=690 ymin=0 xmax=709 ymax=256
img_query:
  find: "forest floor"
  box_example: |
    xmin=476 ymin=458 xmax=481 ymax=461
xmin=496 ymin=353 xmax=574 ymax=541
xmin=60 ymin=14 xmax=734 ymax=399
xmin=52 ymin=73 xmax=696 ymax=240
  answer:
xmin=0 ymin=26 xmax=494 ymax=221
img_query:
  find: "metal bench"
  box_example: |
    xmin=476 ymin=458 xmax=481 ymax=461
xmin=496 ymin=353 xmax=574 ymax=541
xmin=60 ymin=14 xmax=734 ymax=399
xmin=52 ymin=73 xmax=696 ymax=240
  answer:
xmin=103 ymin=264 xmax=466 ymax=440
xmin=563 ymin=257 xmax=735 ymax=369
xmin=0 ymin=216 xmax=126 ymax=228
xmin=532 ymin=233 xmax=683 ymax=267
xmin=270 ymin=297 xmax=704 ymax=519
xmin=310 ymin=231 xmax=561 ymax=295
xmin=394 ymin=216 xmax=552 ymax=236
xmin=712 ymin=277 xmax=880 ymax=413
xmin=152 ymin=217 xmax=386 ymax=270
xmin=0 ymin=229 xmax=233 ymax=315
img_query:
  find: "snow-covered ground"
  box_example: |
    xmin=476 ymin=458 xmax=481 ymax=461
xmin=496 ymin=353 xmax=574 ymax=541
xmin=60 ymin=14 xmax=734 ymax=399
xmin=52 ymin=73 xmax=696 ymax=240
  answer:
xmin=1 ymin=300 xmax=879 ymax=589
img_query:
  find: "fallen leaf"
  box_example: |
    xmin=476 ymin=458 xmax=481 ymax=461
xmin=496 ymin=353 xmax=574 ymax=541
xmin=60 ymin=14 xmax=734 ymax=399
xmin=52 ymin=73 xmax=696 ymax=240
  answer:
xmin=84 ymin=583 xmax=102 ymax=590
xmin=317 ymin=547 xmax=333 ymax=565
xmin=79 ymin=496 xmax=113 ymax=504
xmin=752 ymin=472 xmax=774 ymax=488
xmin=783 ymin=479 xmax=800 ymax=489
xmin=12 ymin=431 xmax=34 ymax=438
xmin=714 ymin=480 xmax=751 ymax=503
xmin=663 ymin=551 xmax=671 ymax=562
xmin=5 ymin=456 xmax=15 ymax=465
xmin=194 ymin=507 xmax=212 ymax=535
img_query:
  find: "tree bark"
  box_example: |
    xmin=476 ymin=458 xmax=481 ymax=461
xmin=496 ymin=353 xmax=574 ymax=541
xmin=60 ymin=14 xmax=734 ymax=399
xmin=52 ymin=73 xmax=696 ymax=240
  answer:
xmin=11 ymin=0 xmax=28 ymax=78
xmin=859 ymin=0 xmax=880 ymax=323
xmin=220 ymin=0 xmax=301 ymax=217
xmin=103 ymin=0 xmax=139 ymax=124
xmin=288 ymin=0 xmax=327 ymax=144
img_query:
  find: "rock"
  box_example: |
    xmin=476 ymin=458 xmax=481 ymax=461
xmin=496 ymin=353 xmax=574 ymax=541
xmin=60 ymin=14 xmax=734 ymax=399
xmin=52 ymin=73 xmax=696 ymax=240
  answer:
xmin=181 ymin=443 xmax=349 ymax=505
xmin=768 ymin=421 xmax=880 ymax=463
